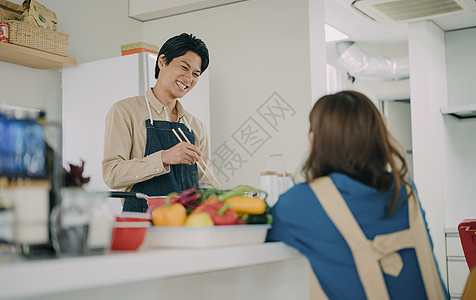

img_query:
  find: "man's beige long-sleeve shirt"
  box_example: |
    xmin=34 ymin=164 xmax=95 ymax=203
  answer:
xmin=102 ymin=88 xmax=214 ymax=193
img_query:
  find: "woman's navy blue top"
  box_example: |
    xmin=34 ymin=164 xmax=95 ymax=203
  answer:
xmin=266 ymin=172 xmax=448 ymax=300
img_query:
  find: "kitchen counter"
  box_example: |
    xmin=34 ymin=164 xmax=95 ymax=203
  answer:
xmin=0 ymin=242 xmax=310 ymax=300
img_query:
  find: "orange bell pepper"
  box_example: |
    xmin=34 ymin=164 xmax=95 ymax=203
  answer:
xmin=151 ymin=202 xmax=187 ymax=226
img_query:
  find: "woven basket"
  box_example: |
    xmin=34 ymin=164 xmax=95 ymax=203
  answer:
xmin=7 ymin=20 xmax=69 ymax=56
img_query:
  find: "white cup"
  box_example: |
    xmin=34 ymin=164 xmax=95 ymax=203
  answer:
xmin=2 ymin=185 xmax=49 ymax=224
xmin=260 ymin=171 xmax=279 ymax=207
xmin=1 ymin=183 xmax=50 ymax=244
xmin=14 ymin=222 xmax=49 ymax=244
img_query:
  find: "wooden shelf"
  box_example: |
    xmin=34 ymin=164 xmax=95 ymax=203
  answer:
xmin=441 ymin=103 xmax=476 ymax=119
xmin=0 ymin=42 xmax=76 ymax=69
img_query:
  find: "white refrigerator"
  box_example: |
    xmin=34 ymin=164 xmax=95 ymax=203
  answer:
xmin=62 ymin=52 xmax=210 ymax=194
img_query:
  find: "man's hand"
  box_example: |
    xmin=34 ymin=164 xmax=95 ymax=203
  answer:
xmin=161 ymin=142 xmax=202 ymax=165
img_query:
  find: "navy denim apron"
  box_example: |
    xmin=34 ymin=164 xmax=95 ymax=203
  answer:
xmin=122 ymin=120 xmax=199 ymax=212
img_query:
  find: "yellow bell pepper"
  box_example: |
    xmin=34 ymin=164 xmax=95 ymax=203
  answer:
xmin=151 ymin=203 xmax=187 ymax=226
xmin=185 ymin=213 xmax=214 ymax=226
xmin=224 ymin=196 xmax=266 ymax=215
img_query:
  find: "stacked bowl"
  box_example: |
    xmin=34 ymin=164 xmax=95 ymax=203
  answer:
xmin=110 ymin=212 xmax=151 ymax=251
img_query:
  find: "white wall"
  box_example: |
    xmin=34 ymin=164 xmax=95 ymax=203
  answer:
xmin=142 ymin=0 xmax=327 ymax=189
xmin=326 ymin=39 xmax=410 ymax=102
xmin=309 ymin=0 xmax=327 ymax=104
xmin=443 ymin=27 xmax=476 ymax=228
xmin=408 ymin=20 xmax=448 ymax=279
xmin=383 ymin=100 xmax=413 ymax=178
xmin=1 ymin=0 xmax=143 ymax=122
xmin=0 ymin=62 xmax=62 ymax=121
xmin=445 ymin=27 xmax=476 ymax=107
xmin=352 ymin=79 xmax=410 ymax=102
xmin=40 ymin=0 xmax=143 ymax=64
xmin=1 ymin=0 xmax=327 ymax=191
xmin=408 ymin=21 xmax=476 ymax=288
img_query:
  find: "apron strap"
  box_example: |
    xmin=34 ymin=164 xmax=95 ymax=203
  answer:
xmin=309 ymin=176 xmax=446 ymax=300
xmin=145 ymin=94 xmax=154 ymax=125
xmin=181 ymin=115 xmax=192 ymax=132
xmin=308 ymin=260 xmax=330 ymax=300
xmin=310 ymin=177 xmax=390 ymax=300
xmin=407 ymin=184 xmax=446 ymax=300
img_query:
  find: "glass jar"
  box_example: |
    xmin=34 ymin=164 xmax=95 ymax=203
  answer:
xmin=50 ymin=188 xmax=115 ymax=257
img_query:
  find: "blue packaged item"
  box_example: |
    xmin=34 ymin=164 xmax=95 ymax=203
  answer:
xmin=0 ymin=107 xmax=46 ymax=178
xmin=12 ymin=115 xmax=26 ymax=175
xmin=23 ymin=118 xmax=45 ymax=177
xmin=0 ymin=111 xmax=6 ymax=174
xmin=3 ymin=111 xmax=17 ymax=175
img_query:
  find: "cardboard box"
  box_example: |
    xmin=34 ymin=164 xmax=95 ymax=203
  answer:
xmin=0 ymin=0 xmax=23 ymax=23
xmin=121 ymin=41 xmax=158 ymax=56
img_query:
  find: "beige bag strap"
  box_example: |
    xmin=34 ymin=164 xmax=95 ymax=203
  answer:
xmin=309 ymin=177 xmax=446 ymax=300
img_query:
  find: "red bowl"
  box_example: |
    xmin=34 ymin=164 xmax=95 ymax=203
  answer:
xmin=116 ymin=212 xmax=151 ymax=222
xmin=110 ymin=222 xmax=150 ymax=251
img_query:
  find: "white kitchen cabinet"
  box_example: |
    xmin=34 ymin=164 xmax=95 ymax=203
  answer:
xmin=441 ymin=27 xmax=476 ymax=300
xmin=445 ymin=229 xmax=469 ymax=299
xmin=410 ymin=25 xmax=476 ymax=284
xmin=442 ymin=27 xmax=476 ymax=229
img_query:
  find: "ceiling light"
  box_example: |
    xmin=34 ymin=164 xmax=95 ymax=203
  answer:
xmin=325 ymin=24 xmax=349 ymax=42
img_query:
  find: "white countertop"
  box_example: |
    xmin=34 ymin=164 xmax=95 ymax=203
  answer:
xmin=0 ymin=242 xmax=302 ymax=299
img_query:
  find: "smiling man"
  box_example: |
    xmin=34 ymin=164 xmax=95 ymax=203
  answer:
xmin=102 ymin=33 xmax=215 ymax=212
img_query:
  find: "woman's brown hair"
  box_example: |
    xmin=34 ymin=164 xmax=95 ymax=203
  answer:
xmin=302 ymin=90 xmax=413 ymax=216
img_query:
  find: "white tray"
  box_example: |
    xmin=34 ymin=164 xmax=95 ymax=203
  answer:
xmin=144 ymin=225 xmax=271 ymax=248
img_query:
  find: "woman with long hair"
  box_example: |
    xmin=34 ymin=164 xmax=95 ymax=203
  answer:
xmin=266 ymin=91 xmax=448 ymax=299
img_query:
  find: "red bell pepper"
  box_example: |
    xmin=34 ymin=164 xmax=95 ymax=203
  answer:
xmin=199 ymin=201 xmax=238 ymax=226
xmin=190 ymin=195 xmax=219 ymax=215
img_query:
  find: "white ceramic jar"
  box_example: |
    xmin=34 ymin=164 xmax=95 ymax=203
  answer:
xmin=50 ymin=188 xmax=115 ymax=257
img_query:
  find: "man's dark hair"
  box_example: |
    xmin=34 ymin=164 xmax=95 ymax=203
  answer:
xmin=154 ymin=33 xmax=209 ymax=79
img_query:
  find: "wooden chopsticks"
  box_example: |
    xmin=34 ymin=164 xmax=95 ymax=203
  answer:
xmin=172 ymin=128 xmax=224 ymax=190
